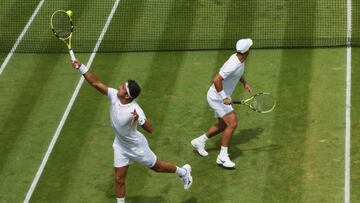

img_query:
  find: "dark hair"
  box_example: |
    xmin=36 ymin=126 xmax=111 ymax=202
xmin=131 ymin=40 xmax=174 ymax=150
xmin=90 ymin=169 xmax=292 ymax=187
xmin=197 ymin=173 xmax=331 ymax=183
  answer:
xmin=236 ymin=50 xmax=248 ymax=55
xmin=127 ymin=79 xmax=141 ymax=99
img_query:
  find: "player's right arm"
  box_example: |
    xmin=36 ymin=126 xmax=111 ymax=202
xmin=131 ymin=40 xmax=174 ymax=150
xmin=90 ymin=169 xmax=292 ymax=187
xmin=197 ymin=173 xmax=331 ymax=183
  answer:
xmin=213 ymin=73 xmax=231 ymax=105
xmin=141 ymin=119 xmax=153 ymax=134
xmin=71 ymin=59 xmax=108 ymax=95
xmin=131 ymin=109 xmax=153 ymax=133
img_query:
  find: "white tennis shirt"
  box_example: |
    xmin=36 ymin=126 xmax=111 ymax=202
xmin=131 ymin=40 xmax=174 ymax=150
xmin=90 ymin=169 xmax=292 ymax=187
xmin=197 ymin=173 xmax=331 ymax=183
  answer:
xmin=208 ymin=53 xmax=245 ymax=100
xmin=108 ymin=88 xmax=148 ymax=149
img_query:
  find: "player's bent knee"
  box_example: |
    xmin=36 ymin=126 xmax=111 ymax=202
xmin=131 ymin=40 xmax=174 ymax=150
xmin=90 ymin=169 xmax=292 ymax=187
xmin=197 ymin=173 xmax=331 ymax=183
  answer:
xmin=228 ymin=121 xmax=238 ymax=129
xmin=115 ymin=176 xmax=125 ymax=186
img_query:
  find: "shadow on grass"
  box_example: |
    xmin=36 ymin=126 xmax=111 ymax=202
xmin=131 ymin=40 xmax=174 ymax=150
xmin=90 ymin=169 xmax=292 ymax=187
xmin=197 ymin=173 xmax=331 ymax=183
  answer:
xmin=233 ymin=127 xmax=265 ymax=144
xmin=127 ymin=195 xmax=165 ymax=203
xmin=197 ymin=127 xmax=281 ymax=159
xmin=181 ymin=197 xmax=198 ymax=203
xmin=241 ymin=144 xmax=282 ymax=152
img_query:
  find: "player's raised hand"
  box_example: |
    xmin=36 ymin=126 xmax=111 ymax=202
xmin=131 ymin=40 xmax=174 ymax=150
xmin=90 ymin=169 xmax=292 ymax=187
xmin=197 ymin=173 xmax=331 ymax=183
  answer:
xmin=71 ymin=59 xmax=81 ymax=69
xmin=130 ymin=109 xmax=139 ymax=125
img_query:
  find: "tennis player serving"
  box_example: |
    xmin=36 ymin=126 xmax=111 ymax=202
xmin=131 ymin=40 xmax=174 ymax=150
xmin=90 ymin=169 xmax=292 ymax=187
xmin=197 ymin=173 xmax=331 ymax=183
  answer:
xmin=191 ymin=39 xmax=253 ymax=169
xmin=70 ymin=60 xmax=192 ymax=203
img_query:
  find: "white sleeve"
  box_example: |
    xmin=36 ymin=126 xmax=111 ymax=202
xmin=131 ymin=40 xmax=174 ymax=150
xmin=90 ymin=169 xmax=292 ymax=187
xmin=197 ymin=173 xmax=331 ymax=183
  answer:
xmin=107 ymin=88 xmax=118 ymax=102
xmin=219 ymin=62 xmax=237 ymax=79
xmin=134 ymin=104 xmax=146 ymax=119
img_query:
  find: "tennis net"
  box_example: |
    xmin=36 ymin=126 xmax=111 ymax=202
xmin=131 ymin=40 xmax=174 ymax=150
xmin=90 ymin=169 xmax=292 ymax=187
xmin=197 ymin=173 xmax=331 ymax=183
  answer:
xmin=1 ymin=0 xmax=358 ymax=53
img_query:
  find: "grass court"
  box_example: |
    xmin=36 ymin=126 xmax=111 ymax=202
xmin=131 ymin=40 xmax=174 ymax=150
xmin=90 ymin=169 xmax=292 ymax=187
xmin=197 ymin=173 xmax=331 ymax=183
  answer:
xmin=0 ymin=0 xmax=359 ymax=202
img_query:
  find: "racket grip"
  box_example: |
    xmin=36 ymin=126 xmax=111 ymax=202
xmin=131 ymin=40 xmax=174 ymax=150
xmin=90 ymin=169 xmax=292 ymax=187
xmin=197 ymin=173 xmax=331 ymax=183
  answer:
xmin=233 ymin=101 xmax=241 ymax=104
xmin=69 ymin=49 xmax=76 ymax=61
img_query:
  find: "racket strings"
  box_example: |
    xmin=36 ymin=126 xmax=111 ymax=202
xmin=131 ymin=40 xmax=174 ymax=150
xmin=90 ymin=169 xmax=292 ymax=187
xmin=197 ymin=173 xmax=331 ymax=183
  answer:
xmin=252 ymin=94 xmax=275 ymax=112
xmin=52 ymin=12 xmax=72 ymax=38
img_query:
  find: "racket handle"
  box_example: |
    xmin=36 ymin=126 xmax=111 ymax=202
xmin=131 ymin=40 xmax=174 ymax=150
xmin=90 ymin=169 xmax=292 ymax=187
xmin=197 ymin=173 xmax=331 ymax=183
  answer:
xmin=233 ymin=101 xmax=242 ymax=104
xmin=69 ymin=49 xmax=76 ymax=61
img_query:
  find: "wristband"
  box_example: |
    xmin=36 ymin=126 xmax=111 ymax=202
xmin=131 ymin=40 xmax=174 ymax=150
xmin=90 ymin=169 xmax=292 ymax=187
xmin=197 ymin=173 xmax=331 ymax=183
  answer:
xmin=138 ymin=117 xmax=146 ymax=126
xmin=78 ymin=64 xmax=89 ymax=74
xmin=219 ymin=90 xmax=227 ymax=100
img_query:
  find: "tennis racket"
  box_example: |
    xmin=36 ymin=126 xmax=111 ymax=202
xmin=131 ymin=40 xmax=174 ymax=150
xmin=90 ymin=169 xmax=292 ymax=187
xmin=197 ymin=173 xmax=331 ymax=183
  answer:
xmin=233 ymin=92 xmax=276 ymax=113
xmin=50 ymin=10 xmax=75 ymax=60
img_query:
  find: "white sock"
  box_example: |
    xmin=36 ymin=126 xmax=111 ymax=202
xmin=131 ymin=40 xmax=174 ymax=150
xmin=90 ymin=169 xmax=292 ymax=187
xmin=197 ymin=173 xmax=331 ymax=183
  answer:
xmin=199 ymin=134 xmax=209 ymax=143
xmin=176 ymin=166 xmax=187 ymax=177
xmin=220 ymin=146 xmax=228 ymax=157
xmin=117 ymin=197 xmax=125 ymax=203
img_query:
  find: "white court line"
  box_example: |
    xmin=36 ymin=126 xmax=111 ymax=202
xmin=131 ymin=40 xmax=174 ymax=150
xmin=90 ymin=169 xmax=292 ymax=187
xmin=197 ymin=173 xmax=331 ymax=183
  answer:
xmin=23 ymin=0 xmax=121 ymax=202
xmin=0 ymin=0 xmax=45 ymax=75
xmin=345 ymin=0 xmax=352 ymax=202
xmin=345 ymin=45 xmax=351 ymax=203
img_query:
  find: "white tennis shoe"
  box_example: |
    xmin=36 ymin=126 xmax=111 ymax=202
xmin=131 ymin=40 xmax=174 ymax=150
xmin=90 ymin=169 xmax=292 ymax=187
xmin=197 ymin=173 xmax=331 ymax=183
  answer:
xmin=191 ymin=138 xmax=208 ymax=156
xmin=179 ymin=164 xmax=193 ymax=189
xmin=216 ymin=155 xmax=236 ymax=168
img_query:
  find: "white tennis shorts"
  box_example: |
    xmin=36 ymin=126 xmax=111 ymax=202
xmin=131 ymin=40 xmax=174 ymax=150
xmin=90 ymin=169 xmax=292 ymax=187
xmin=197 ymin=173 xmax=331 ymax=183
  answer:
xmin=207 ymin=93 xmax=234 ymax=118
xmin=112 ymin=138 xmax=157 ymax=168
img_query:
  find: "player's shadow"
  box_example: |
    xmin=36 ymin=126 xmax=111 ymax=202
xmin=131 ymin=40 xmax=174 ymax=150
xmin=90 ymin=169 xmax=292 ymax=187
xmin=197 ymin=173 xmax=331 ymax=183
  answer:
xmin=181 ymin=197 xmax=198 ymax=203
xmin=205 ymin=127 xmax=264 ymax=150
xmin=204 ymin=127 xmax=281 ymax=159
xmin=126 ymin=195 xmax=165 ymax=203
xmin=232 ymin=127 xmax=265 ymax=144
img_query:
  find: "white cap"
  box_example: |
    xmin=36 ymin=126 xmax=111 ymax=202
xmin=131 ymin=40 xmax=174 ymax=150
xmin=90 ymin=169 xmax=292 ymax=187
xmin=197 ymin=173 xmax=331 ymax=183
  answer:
xmin=236 ymin=38 xmax=253 ymax=53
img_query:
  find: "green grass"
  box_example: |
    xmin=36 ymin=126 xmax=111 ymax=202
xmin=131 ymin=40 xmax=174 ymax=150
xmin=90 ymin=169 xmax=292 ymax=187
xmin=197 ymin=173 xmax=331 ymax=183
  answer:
xmin=353 ymin=1 xmax=360 ymax=45
xmin=351 ymin=48 xmax=360 ymax=202
xmin=0 ymin=0 xmax=41 ymax=52
xmin=260 ymin=48 xmax=346 ymax=202
xmin=0 ymin=48 xmax=344 ymax=203
xmin=16 ymin=0 xmax=115 ymax=53
xmin=0 ymin=0 xmax=358 ymax=202
xmin=0 ymin=53 xmax=90 ymax=202
xmin=0 ymin=54 xmax=6 ymax=65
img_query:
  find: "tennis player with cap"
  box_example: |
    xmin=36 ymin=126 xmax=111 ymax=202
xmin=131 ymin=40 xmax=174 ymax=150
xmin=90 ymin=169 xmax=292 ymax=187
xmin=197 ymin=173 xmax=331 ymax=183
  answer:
xmin=70 ymin=59 xmax=193 ymax=203
xmin=191 ymin=39 xmax=253 ymax=169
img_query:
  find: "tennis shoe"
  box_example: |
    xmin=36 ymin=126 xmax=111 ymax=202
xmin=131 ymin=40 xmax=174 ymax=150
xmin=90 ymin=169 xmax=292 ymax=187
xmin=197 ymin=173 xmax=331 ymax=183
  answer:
xmin=216 ymin=155 xmax=236 ymax=168
xmin=179 ymin=164 xmax=193 ymax=190
xmin=191 ymin=138 xmax=208 ymax=156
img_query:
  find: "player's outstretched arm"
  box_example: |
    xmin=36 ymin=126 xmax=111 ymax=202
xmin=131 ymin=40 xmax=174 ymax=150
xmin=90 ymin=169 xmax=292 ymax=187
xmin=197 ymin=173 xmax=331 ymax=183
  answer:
xmin=71 ymin=59 xmax=108 ymax=95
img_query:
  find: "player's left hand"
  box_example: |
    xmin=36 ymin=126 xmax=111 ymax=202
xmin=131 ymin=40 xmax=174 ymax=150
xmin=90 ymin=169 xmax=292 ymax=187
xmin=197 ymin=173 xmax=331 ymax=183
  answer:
xmin=130 ymin=109 xmax=139 ymax=125
xmin=244 ymin=83 xmax=253 ymax=94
